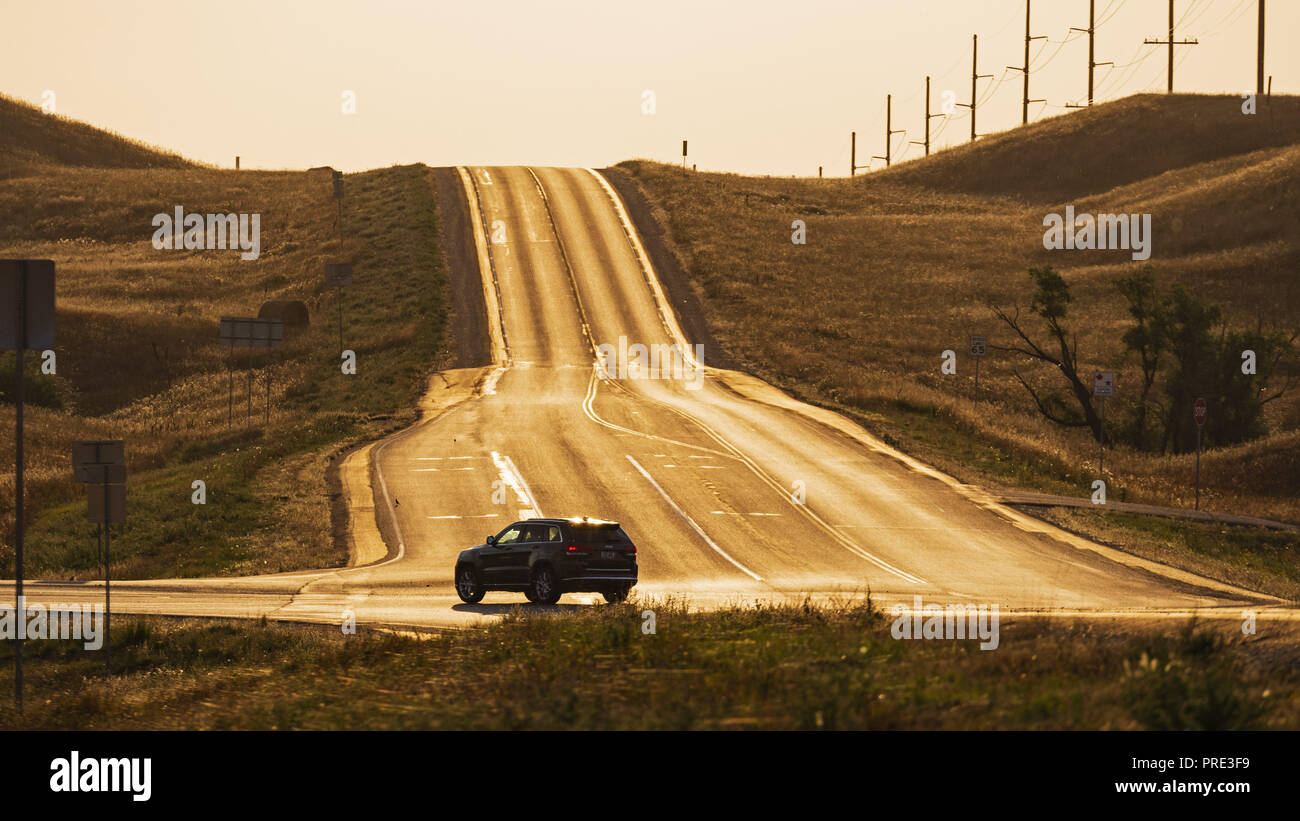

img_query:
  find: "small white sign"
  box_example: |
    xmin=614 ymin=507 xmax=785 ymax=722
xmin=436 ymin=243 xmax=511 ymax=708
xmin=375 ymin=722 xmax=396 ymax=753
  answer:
xmin=1093 ymin=371 xmax=1114 ymax=398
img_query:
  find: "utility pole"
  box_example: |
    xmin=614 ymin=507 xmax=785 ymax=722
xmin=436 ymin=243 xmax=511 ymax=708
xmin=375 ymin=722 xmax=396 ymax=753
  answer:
xmin=1067 ymin=0 xmax=1113 ymax=107
xmin=957 ymin=34 xmax=993 ymax=142
xmin=871 ymin=94 xmax=904 ymax=168
xmin=1008 ymin=1 xmax=1047 ymax=125
xmin=851 ymin=131 xmax=870 ymax=176
xmin=1257 ymin=0 xmax=1265 ymax=95
xmin=1144 ymin=0 xmax=1198 ymax=93
xmin=908 ymin=76 xmax=945 ymax=157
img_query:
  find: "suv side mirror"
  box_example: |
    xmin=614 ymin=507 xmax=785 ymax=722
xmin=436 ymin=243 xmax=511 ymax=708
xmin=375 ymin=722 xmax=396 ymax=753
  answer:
xmin=486 ymin=535 xmax=495 ymax=546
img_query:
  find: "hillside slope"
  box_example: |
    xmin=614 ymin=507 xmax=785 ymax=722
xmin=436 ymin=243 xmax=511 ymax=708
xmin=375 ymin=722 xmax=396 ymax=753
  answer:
xmin=878 ymin=94 xmax=1300 ymax=204
xmin=0 ymin=93 xmax=194 ymax=177
xmin=0 ymin=95 xmax=453 ymax=581
xmin=616 ymin=94 xmax=1300 ymax=527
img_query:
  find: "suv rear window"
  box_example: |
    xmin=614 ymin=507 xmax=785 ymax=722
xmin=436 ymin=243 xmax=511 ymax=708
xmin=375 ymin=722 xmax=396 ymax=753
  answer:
xmin=568 ymin=523 xmax=629 ymax=544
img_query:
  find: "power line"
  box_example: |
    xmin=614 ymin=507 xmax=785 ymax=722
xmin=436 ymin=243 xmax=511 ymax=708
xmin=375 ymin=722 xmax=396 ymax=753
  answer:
xmin=1143 ymin=0 xmax=1200 ymax=93
xmin=1067 ymin=0 xmax=1115 ymax=107
xmin=844 ymin=0 xmax=1270 ymax=169
xmin=870 ymin=94 xmax=906 ymax=168
xmin=908 ymin=76 xmax=948 ymax=156
xmin=1007 ymin=0 xmax=1048 ymax=125
xmin=955 ymin=33 xmax=994 ymax=142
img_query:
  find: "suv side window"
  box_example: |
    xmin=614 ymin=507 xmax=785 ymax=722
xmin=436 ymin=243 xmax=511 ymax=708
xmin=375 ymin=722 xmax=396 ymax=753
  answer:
xmin=518 ymin=525 xmax=543 ymax=543
xmin=495 ymin=525 xmax=523 ymax=545
xmin=544 ymin=526 xmax=561 ymax=542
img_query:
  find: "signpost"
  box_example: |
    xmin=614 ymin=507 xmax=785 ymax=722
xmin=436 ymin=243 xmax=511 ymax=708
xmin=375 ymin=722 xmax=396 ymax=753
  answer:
xmin=2 ymin=259 xmax=55 ymax=712
xmin=1193 ymin=397 xmax=1207 ymax=510
xmin=325 ymin=262 xmax=353 ymax=355
xmin=219 ymin=317 xmax=284 ymax=425
xmin=332 ymin=170 xmax=344 ymax=235
xmin=969 ymin=335 xmax=986 ymax=389
xmin=72 ymin=440 xmax=125 ymax=676
xmin=682 ymin=140 xmax=688 ymax=169
xmin=1093 ymin=371 xmax=1114 ymax=476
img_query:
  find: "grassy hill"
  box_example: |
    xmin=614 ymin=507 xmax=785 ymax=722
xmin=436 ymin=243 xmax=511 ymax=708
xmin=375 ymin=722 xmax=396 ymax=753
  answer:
xmin=0 ymin=95 xmax=452 ymax=579
xmin=878 ymin=93 xmax=1300 ymax=203
xmin=616 ymin=94 xmax=1300 ymax=546
xmin=0 ymin=93 xmax=195 ymax=178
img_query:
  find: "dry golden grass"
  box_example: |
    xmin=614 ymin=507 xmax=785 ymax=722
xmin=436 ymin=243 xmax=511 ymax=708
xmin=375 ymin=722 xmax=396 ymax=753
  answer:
xmin=619 ymin=94 xmax=1300 ymax=524
xmin=0 ymin=97 xmax=452 ymax=577
xmin=0 ymin=92 xmax=194 ymax=178
xmin=5 ymin=606 xmax=1298 ymax=730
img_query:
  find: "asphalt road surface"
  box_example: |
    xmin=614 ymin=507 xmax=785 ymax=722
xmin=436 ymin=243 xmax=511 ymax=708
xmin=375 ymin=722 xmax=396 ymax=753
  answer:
xmin=3 ymin=167 xmax=1289 ymax=629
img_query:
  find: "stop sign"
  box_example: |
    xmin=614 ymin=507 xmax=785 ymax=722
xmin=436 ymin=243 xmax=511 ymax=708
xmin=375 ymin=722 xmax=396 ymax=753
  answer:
xmin=1193 ymin=398 xmax=1207 ymax=427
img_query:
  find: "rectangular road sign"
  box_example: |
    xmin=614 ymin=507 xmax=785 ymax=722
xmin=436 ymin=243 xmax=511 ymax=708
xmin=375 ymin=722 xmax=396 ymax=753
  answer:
xmin=75 ymin=463 xmax=126 ymax=485
xmin=220 ymin=317 xmax=284 ymax=349
xmin=72 ymin=440 xmax=125 ymax=475
xmin=325 ymin=262 xmax=353 ymax=288
xmin=0 ymin=260 xmax=55 ymax=350
xmin=1093 ymin=371 xmax=1115 ymax=398
xmin=332 ymin=175 xmax=344 ymax=200
xmin=969 ymin=335 xmax=986 ymax=356
xmin=85 ymin=483 xmax=126 ymax=524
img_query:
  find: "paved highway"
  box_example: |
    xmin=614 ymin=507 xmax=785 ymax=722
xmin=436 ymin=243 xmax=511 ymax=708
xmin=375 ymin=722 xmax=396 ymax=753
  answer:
xmin=2 ymin=167 xmax=1286 ymax=629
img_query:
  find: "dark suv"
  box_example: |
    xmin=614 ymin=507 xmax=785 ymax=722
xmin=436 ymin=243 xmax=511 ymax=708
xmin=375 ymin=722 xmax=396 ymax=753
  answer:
xmin=454 ymin=518 xmax=637 ymax=605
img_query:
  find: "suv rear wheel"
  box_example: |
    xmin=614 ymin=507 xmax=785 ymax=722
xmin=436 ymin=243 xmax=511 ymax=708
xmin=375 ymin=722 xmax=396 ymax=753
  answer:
xmin=602 ymin=585 xmax=631 ymax=603
xmin=455 ymin=565 xmax=485 ymax=604
xmin=530 ymin=565 xmax=562 ymax=605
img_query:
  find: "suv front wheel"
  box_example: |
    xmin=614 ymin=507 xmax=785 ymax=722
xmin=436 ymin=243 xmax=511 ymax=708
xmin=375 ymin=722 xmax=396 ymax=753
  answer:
xmin=455 ymin=564 xmax=485 ymax=604
xmin=530 ymin=565 xmax=562 ymax=605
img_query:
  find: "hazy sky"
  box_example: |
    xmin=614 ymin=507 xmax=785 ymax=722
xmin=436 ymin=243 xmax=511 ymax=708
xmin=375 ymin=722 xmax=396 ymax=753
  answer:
xmin=3 ymin=0 xmax=1294 ymax=176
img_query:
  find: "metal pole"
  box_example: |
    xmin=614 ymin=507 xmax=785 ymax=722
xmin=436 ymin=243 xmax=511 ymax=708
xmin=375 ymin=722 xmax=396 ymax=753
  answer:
xmin=971 ymin=35 xmax=978 ymax=141
xmin=14 ymin=262 xmax=25 ymax=712
xmin=1195 ymin=424 xmax=1202 ymax=510
xmin=1023 ymin=0 xmax=1031 ymax=124
xmin=1257 ymin=0 xmax=1265 ymax=95
xmin=265 ymin=357 xmax=271 ymax=424
xmin=246 ymin=354 xmax=252 ymax=424
xmin=974 ymin=355 xmax=979 ymax=390
xmin=1099 ymin=397 xmax=1105 ymax=478
xmin=1168 ymin=0 xmax=1175 ymax=93
xmin=850 ymin=132 xmax=856 ymax=177
xmin=227 ymin=348 xmax=233 ymax=428
xmin=337 ymin=285 xmax=345 ymax=355
xmin=1088 ymin=0 xmax=1095 ymax=105
xmin=885 ymin=95 xmax=892 ymax=166
xmin=103 ymin=467 xmax=110 ymax=676
xmin=924 ymin=76 xmax=931 ymax=156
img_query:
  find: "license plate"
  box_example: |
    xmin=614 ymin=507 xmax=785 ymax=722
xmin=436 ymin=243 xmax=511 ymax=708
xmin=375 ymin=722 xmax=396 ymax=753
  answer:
xmin=601 ymin=550 xmax=616 ymax=560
